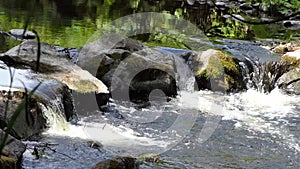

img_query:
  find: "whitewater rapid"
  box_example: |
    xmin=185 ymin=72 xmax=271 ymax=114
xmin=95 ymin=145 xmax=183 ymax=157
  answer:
xmin=43 ymin=88 xmax=300 ymax=153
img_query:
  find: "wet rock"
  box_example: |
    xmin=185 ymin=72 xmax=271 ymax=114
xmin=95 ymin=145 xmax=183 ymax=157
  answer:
xmin=278 ymin=50 xmax=300 ymax=94
xmin=215 ymin=2 xmax=226 ymax=8
xmin=187 ymin=0 xmax=196 ymax=5
xmin=87 ymin=140 xmax=103 ymax=149
xmin=0 ymin=29 xmax=36 ymax=41
xmin=0 ymin=89 xmax=46 ymax=139
xmin=0 ymin=61 xmax=76 ymax=139
xmin=139 ymin=153 xmax=160 ymax=163
xmin=186 ymin=49 xmax=245 ymax=92
xmin=91 ymin=156 xmax=139 ymax=169
xmin=215 ymin=39 xmax=281 ymax=62
xmin=278 ymin=67 xmax=300 ymax=94
xmin=78 ymin=35 xmax=177 ymax=103
xmin=0 ymin=129 xmax=26 ymax=168
xmin=1 ymin=40 xmax=108 ymax=94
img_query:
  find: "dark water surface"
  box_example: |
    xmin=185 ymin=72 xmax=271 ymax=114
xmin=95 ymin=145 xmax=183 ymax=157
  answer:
xmin=1 ymin=0 xmax=299 ymax=51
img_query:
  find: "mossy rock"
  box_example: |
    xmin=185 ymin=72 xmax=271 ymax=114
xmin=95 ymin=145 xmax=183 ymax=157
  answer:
xmin=281 ymin=50 xmax=300 ymax=70
xmin=191 ymin=49 xmax=244 ymax=91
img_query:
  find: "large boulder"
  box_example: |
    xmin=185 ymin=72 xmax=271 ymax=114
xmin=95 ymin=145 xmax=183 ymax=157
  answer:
xmin=78 ymin=35 xmax=177 ymax=102
xmin=1 ymin=40 xmax=108 ymax=94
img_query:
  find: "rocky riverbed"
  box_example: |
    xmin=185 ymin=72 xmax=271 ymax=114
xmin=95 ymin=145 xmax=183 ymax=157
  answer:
xmin=0 ymin=28 xmax=299 ymax=168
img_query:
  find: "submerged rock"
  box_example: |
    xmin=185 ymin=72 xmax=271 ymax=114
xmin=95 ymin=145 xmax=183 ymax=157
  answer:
xmin=91 ymin=156 xmax=139 ymax=169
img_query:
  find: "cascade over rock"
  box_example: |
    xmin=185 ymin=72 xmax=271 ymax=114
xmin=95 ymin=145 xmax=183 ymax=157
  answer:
xmin=0 ymin=61 xmax=76 ymax=139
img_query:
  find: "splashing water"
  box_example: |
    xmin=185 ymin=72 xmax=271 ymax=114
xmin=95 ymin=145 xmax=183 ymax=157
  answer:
xmin=175 ymin=88 xmax=300 ymax=151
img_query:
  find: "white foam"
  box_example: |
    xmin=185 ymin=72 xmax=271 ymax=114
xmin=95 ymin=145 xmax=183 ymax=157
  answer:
xmin=44 ymin=113 xmax=169 ymax=149
xmin=177 ymin=88 xmax=300 ymax=151
xmin=42 ymin=87 xmax=300 ymax=152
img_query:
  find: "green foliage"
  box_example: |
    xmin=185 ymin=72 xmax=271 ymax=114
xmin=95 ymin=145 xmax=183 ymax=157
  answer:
xmin=145 ymin=33 xmax=189 ymax=49
xmin=252 ymin=25 xmax=279 ymax=39
xmin=208 ymin=11 xmax=253 ymax=40
xmin=245 ymin=0 xmax=300 ymax=14
xmin=0 ymin=0 xmax=299 ymax=51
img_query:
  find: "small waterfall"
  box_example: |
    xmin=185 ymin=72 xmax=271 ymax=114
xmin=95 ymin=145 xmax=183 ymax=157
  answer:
xmin=156 ymin=47 xmax=196 ymax=92
xmin=39 ymin=103 xmax=69 ymax=132
xmin=215 ymin=39 xmax=286 ymax=93
xmin=174 ymin=55 xmax=196 ymax=92
xmin=238 ymin=57 xmax=289 ymax=93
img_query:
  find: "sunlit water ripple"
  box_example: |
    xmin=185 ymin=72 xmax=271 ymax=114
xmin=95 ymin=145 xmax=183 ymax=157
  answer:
xmin=23 ymin=88 xmax=300 ymax=168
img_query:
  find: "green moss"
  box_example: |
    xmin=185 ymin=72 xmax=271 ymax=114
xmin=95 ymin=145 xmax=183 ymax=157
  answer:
xmin=281 ymin=54 xmax=300 ymax=68
xmin=197 ymin=50 xmax=238 ymax=79
xmin=198 ymin=56 xmax=223 ymax=79
xmin=195 ymin=49 xmax=245 ymax=91
xmin=217 ymin=51 xmax=239 ymax=73
xmin=72 ymin=80 xmax=97 ymax=93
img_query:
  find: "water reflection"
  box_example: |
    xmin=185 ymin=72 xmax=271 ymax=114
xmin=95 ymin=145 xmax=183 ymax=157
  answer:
xmin=0 ymin=0 xmax=299 ymax=51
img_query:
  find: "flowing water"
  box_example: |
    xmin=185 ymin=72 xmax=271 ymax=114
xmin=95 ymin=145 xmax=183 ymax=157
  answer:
xmin=21 ymin=87 xmax=300 ymax=168
xmin=20 ymin=46 xmax=300 ymax=168
xmin=1 ymin=1 xmax=300 ymax=168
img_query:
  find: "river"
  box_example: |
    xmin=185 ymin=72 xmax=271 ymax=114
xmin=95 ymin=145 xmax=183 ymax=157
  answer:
xmin=21 ymin=88 xmax=300 ymax=168
xmin=1 ymin=0 xmax=300 ymax=168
